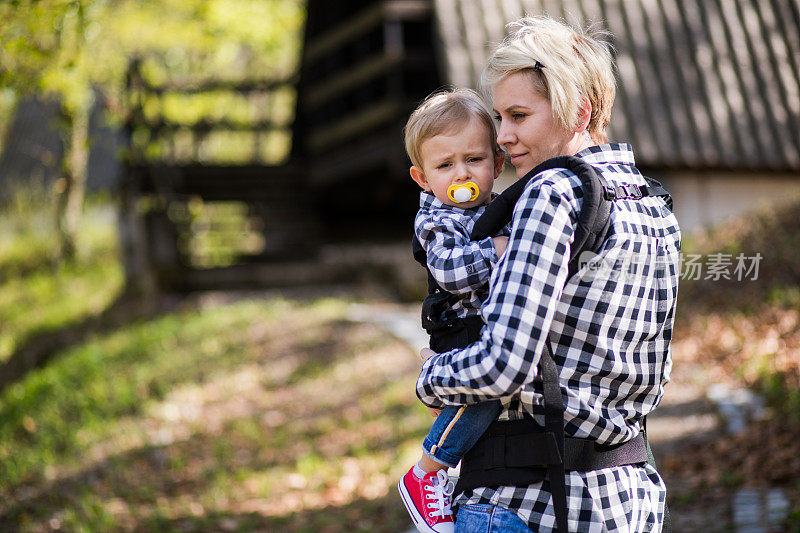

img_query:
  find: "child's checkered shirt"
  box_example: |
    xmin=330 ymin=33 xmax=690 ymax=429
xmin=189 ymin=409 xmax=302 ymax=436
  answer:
xmin=414 ymin=193 xmax=509 ymax=324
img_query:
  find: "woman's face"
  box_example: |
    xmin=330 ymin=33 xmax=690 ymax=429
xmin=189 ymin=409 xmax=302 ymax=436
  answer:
xmin=492 ymin=71 xmax=580 ymax=179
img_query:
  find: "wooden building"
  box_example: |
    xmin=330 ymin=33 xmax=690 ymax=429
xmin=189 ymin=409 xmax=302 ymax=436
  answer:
xmin=120 ymin=0 xmax=800 ymax=292
xmin=427 ymin=0 xmax=800 ymax=228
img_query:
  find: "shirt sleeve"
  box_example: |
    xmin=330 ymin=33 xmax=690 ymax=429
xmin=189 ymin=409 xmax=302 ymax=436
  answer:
xmin=416 ymin=178 xmax=577 ymax=407
xmin=415 ymin=211 xmax=500 ymax=295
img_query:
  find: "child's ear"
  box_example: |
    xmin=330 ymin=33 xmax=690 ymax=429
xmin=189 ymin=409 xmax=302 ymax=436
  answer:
xmin=493 ymin=151 xmax=506 ymax=178
xmin=410 ymin=166 xmax=431 ymax=191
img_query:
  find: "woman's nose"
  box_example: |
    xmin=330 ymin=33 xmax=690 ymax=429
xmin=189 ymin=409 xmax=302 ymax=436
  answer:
xmin=496 ymin=121 xmax=515 ymax=146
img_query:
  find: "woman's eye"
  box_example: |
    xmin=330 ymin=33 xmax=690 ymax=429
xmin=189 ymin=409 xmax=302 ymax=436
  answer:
xmin=512 ymin=113 xmax=526 ymax=120
xmin=493 ymin=114 xmax=502 ymax=122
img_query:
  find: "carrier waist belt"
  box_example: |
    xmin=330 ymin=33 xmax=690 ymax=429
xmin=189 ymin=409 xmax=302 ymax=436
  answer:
xmin=455 ymin=418 xmax=649 ymax=495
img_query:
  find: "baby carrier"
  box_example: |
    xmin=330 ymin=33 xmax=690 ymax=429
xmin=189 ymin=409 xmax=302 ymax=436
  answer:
xmin=412 ymin=155 xmax=673 ymax=532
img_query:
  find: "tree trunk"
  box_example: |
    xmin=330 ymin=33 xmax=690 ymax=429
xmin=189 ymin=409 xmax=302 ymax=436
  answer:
xmin=55 ymin=101 xmax=90 ymax=261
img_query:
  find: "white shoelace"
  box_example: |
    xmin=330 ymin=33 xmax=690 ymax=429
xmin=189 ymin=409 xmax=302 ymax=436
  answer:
xmin=424 ymin=470 xmax=455 ymax=518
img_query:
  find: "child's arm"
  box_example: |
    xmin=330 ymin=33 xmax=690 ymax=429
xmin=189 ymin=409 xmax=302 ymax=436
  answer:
xmin=490 ymin=217 xmax=513 ymax=256
xmin=415 ymin=211 xmax=502 ymax=295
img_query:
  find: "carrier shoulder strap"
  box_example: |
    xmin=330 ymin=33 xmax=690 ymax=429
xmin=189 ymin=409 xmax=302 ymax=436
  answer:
xmin=471 ymin=155 xmax=610 ymax=253
xmin=471 ymin=155 xmax=672 ymax=276
xmin=541 ymin=343 xmax=569 ymax=533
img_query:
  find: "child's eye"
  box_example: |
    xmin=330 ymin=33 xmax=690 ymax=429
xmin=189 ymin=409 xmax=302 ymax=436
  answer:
xmin=468 ymin=156 xmax=485 ymax=163
xmin=437 ymin=162 xmax=452 ymax=169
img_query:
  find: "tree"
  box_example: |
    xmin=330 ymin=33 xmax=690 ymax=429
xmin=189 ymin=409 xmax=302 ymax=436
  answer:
xmin=0 ymin=0 xmax=98 ymax=260
xmin=0 ymin=0 xmax=304 ymax=261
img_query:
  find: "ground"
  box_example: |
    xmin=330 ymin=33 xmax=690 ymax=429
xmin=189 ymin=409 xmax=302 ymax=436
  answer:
xmin=1 ymin=282 xmax=797 ymax=531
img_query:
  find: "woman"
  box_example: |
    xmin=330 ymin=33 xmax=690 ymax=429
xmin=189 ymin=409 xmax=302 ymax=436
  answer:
xmin=416 ymin=16 xmax=680 ymax=532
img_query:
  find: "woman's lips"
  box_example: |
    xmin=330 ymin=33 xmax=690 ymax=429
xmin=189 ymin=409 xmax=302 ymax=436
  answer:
xmin=509 ymin=153 xmax=527 ymax=165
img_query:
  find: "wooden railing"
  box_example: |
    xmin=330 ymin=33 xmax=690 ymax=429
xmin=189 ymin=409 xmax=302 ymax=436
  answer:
xmin=119 ymin=57 xmax=317 ymax=292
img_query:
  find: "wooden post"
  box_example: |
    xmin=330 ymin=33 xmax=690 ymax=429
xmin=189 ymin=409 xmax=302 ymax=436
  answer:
xmin=119 ymin=58 xmax=158 ymax=296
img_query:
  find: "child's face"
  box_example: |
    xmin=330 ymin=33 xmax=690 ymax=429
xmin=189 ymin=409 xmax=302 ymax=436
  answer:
xmin=410 ymin=119 xmax=504 ymax=208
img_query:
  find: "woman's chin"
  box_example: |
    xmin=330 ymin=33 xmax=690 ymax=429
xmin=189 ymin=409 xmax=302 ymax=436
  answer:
xmin=516 ymin=166 xmax=533 ymax=179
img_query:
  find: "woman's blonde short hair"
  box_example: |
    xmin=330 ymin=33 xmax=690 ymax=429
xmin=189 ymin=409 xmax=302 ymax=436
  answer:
xmin=404 ymin=88 xmax=499 ymax=169
xmin=482 ymin=16 xmax=616 ymax=144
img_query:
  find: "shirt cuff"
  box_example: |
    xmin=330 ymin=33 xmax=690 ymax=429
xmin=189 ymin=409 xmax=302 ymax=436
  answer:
xmin=476 ymin=235 xmax=499 ymax=266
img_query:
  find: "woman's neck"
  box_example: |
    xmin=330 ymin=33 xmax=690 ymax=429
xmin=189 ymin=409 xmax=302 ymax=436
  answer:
xmin=567 ymin=131 xmax=595 ymax=155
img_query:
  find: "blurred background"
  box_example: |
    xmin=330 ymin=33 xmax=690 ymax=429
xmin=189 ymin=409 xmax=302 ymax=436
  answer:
xmin=1 ymin=0 xmax=799 ymax=531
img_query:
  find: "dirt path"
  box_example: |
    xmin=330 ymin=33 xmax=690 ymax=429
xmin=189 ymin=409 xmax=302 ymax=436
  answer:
xmin=647 ymin=357 xmax=733 ymax=531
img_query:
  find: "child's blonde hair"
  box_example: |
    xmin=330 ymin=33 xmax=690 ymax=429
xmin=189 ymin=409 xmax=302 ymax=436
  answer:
xmin=404 ymin=88 xmax=500 ymax=169
xmin=481 ymin=16 xmax=616 ymax=144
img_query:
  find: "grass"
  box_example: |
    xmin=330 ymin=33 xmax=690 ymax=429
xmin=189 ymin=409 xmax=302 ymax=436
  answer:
xmin=0 ymin=193 xmax=429 ymax=530
xmin=0 ymin=190 xmax=433 ymax=532
xmin=0 ymin=191 xmax=124 ymax=364
xmin=0 ymin=294 xmax=430 ymax=531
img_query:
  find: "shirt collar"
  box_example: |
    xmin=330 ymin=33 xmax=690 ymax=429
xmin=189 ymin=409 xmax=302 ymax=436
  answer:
xmin=575 ymin=143 xmax=635 ymax=166
xmin=419 ymin=191 xmax=444 ymax=209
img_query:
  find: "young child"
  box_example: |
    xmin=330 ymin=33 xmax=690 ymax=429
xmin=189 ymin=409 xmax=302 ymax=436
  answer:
xmin=397 ymin=88 xmax=509 ymax=533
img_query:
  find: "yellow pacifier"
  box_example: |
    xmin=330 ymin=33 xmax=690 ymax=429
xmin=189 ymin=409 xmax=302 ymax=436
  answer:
xmin=447 ymin=182 xmax=480 ymax=203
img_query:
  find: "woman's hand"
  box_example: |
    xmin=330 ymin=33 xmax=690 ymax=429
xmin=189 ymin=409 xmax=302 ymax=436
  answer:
xmin=419 ymin=348 xmax=442 ymax=419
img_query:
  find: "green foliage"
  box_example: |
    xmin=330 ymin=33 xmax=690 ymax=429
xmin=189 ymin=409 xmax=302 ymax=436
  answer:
xmin=757 ymin=369 xmax=800 ymax=424
xmin=170 ymin=199 xmax=266 ymax=268
xmin=1 ymin=0 xmax=96 ymax=114
xmin=0 ymin=0 xmax=305 ymax=113
xmin=1 ymin=0 xmax=305 ymax=262
xmin=0 ymin=193 xmax=123 ymax=363
xmin=0 ymin=294 xmax=427 ymax=530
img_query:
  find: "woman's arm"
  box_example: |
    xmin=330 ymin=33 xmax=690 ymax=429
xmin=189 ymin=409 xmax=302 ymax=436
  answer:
xmin=416 ymin=178 xmax=577 ymax=407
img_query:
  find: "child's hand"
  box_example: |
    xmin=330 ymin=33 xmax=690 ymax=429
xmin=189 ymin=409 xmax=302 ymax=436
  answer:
xmin=492 ymin=236 xmax=509 ymax=256
xmin=419 ymin=348 xmax=442 ymax=418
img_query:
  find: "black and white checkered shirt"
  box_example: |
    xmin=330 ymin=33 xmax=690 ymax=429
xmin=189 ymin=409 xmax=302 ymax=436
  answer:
xmin=417 ymin=144 xmax=681 ymax=532
xmin=414 ymin=192 xmax=509 ymax=322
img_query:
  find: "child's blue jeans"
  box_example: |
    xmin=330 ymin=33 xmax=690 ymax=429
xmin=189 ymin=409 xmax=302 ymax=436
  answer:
xmin=422 ymin=399 xmax=502 ymax=468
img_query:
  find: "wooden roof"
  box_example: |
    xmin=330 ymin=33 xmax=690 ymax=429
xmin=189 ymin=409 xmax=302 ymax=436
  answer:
xmin=433 ymin=0 xmax=800 ymax=171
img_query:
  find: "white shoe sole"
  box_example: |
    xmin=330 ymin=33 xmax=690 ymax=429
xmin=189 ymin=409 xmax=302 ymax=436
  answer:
xmin=397 ymin=479 xmax=454 ymax=533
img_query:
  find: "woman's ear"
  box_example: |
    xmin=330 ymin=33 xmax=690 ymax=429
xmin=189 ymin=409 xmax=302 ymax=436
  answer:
xmin=576 ymin=97 xmax=592 ymax=133
xmin=410 ymin=166 xmax=431 ymax=191
xmin=493 ymin=151 xmax=506 ymax=178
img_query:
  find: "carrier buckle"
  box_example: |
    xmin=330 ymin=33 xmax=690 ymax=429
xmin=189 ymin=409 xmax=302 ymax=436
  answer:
xmin=623 ymin=183 xmax=644 ymax=199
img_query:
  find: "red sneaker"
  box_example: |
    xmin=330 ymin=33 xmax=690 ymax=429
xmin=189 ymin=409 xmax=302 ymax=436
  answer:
xmin=398 ymin=467 xmax=455 ymax=533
